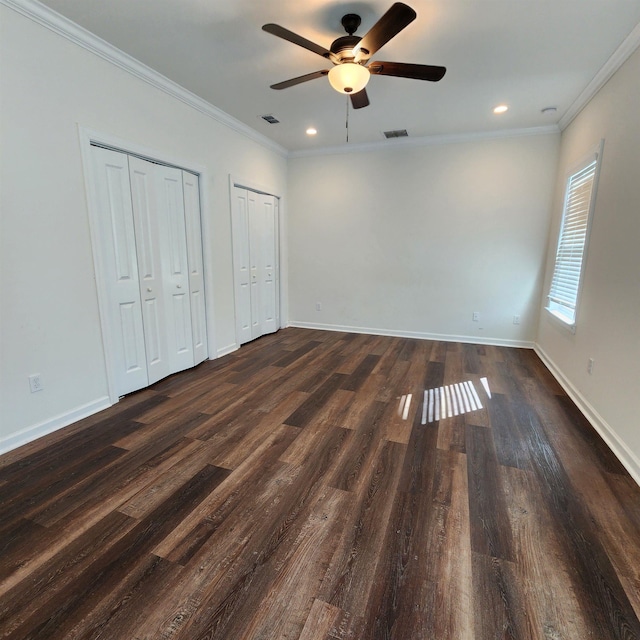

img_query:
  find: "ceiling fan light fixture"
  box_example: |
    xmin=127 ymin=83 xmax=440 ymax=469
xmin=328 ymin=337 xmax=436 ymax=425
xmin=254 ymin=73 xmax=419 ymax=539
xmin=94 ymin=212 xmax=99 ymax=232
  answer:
xmin=328 ymin=63 xmax=370 ymax=94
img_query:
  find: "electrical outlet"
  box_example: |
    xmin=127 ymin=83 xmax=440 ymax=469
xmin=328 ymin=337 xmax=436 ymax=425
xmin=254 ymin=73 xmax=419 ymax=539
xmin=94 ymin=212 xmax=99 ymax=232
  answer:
xmin=315 ymin=302 xmax=322 ymax=312
xmin=472 ymin=311 xmax=480 ymax=322
xmin=29 ymin=374 xmax=43 ymax=393
xmin=513 ymin=315 xmax=521 ymax=325
xmin=587 ymin=358 xmax=595 ymax=375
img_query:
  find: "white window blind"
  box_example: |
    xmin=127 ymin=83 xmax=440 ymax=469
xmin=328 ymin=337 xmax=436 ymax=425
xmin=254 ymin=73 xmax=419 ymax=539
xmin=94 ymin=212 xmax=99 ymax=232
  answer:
xmin=547 ymin=154 xmax=599 ymax=327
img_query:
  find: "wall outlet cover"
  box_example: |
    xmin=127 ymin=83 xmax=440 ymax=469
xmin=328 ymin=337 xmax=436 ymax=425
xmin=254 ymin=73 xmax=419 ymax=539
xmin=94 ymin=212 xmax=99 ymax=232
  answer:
xmin=29 ymin=374 xmax=43 ymax=393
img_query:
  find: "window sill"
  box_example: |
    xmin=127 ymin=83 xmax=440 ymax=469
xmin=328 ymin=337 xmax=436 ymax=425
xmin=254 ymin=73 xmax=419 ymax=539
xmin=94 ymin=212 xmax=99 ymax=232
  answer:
xmin=545 ymin=307 xmax=577 ymax=334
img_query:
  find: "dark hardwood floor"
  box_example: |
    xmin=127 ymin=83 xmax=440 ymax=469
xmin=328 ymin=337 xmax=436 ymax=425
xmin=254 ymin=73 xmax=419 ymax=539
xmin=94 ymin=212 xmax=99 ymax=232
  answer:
xmin=1 ymin=328 xmax=639 ymax=639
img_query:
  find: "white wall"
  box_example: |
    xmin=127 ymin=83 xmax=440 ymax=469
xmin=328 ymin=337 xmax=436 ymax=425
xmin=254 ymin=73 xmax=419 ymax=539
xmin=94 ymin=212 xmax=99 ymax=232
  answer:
xmin=287 ymin=133 xmax=559 ymax=346
xmin=536 ymin=46 xmax=640 ymax=481
xmin=0 ymin=4 xmax=287 ymax=450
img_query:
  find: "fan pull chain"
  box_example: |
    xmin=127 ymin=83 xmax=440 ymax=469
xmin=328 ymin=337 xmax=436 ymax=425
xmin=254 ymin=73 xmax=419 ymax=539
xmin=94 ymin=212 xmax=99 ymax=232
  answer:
xmin=346 ymin=96 xmax=350 ymax=143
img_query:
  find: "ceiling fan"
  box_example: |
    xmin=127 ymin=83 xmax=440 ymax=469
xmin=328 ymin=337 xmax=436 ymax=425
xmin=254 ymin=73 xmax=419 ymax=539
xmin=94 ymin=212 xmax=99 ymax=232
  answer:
xmin=262 ymin=2 xmax=446 ymax=109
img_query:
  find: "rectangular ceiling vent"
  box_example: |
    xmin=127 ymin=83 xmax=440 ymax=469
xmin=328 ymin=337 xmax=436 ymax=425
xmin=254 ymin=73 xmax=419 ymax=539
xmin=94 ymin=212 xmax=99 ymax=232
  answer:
xmin=383 ymin=129 xmax=408 ymax=139
xmin=260 ymin=114 xmax=280 ymax=124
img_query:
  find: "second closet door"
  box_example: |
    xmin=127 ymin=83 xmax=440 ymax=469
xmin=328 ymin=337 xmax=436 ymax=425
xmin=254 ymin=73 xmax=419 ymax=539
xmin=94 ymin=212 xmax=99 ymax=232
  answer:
xmin=232 ymin=187 xmax=279 ymax=345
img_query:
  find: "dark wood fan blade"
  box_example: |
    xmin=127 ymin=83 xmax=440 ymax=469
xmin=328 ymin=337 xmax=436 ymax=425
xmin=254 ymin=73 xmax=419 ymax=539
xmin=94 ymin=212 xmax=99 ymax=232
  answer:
xmin=270 ymin=70 xmax=329 ymax=90
xmin=369 ymin=61 xmax=446 ymax=81
xmin=354 ymin=3 xmax=416 ymax=62
xmin=350 ymin=89 xmax=370 ymax=109
xmin=263 ymin=24 xmax=335 ymax=61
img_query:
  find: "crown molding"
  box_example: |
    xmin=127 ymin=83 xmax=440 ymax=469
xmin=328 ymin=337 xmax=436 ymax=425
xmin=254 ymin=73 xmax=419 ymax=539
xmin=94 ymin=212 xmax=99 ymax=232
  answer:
xmin=288 ymin=125 xmax=560 ymax=159
xmin=559 ymin=21 xmax=640 ymax=130
xmin=1 ymin=0 xmax=288 ymax=158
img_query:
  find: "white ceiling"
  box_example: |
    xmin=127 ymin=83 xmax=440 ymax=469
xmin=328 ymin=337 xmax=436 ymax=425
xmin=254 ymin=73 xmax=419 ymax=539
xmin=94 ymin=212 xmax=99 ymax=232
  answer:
xmin=36 ymin=0 xmax=640 ymax=152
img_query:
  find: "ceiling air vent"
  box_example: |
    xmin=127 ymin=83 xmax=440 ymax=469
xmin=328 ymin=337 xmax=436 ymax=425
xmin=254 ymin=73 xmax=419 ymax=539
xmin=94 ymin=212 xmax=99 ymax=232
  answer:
xmin=260 ymin=114 xmax=280 ymax=124
xmin=383 ymin=129 xmax=408 ymax=139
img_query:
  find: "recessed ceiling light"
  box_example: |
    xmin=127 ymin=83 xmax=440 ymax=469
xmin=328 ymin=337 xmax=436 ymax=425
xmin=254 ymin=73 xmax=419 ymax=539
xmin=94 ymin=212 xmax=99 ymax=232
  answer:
xmin=493 ymin=104 xmax=509 ymax=114
xmin=306 ymin=127 xmax=317 ymax=136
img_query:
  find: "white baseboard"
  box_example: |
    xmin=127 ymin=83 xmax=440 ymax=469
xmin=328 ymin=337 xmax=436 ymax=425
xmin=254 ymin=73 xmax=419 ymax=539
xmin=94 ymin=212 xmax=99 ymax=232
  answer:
xmin=216 ymin=342 xmax=239 ymax=358
xmin=287 ymin=321 xmax=534 ymax=349
xmin=0 ymin=396 xmax=112 ymax=456
xmin=534 ymin=345 xmax=640 ymax=487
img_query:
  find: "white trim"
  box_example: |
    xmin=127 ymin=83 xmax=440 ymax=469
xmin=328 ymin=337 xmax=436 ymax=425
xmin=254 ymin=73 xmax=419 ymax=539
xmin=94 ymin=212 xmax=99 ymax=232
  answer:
xmin=287 ymin=321 xmax=534 ymax=349
xmin=81 ymin=127 xmax=209 ymax=175
xmin=217 ymin=343 xmax=239 ymax=358
xmin=230 ymin=174 xmax=280 ymax=197
xmin=534 ymin=345 xmax=640 ymax=487
xmin=78 ymin=130 xmax=120 ymax=404
xmin=0 ymin=397 xmax=111 ymax=456
xmin=559 ymin=22 xmax=640 ymax=130
xmin=78 ymin=126 xmax=218 ymax=403
xmin=289 ymin=126 xmax=560 ymax=159
xmin=195 ymin=161 xmax=219 ymax=366
xmin=1 ymin=0 xmax=287 ymax=158
xmin=544 ymin=306 xmax=577 ymax=334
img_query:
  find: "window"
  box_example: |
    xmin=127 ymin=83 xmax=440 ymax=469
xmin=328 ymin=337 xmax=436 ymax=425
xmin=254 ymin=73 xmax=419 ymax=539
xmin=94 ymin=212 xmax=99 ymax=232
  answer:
xmin=547 ymin=142 xmax=602 ymax=330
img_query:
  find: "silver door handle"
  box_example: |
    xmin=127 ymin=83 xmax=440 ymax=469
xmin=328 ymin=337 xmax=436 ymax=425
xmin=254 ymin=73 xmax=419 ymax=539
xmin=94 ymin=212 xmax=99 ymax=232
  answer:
xmin=147 ymin=288 xmax=152 ymax=292
xmin=177 ymin=284 xmax=182 ymax=289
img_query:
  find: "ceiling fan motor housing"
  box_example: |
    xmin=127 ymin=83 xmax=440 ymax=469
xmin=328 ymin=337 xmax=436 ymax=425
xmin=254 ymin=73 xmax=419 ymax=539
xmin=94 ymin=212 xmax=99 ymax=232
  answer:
xmin=330 ymin=35 xmax=363 ymax=63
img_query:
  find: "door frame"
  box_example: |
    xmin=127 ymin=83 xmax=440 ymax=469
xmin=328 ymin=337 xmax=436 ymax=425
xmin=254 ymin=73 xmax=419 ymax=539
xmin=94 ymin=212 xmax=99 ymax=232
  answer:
xmin=229 ymin=175 xmax=285 ymax=349
xmin=79 ymin=126 xmax=216 ymax=404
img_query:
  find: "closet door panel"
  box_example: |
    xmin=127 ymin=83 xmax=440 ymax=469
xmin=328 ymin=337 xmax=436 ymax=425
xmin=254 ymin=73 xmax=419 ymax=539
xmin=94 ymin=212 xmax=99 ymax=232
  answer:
xmin=156 ymin=164 xmax=194 ymax=373
xmin=247 ymin=190 xmax=261 ymax=340
xmin=258 ymin=194 xmax=278 ymax=335
xmin=119 ymin=301 xmax=146 ymax=378
xmin=129 ymin=156 xmax=170 ymax=384
xmin=232 ymin=187 xmax=253 ymax=345
xmin=91 ymin=146 xmax=148 ymax=395
xmin=182 ymin=171 xmax=208 ymax=364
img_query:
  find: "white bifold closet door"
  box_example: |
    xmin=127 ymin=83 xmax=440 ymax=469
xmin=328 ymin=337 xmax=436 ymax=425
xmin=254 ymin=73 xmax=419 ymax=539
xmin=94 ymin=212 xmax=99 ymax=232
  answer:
xmin=231 ymin=186 xmax=279 ymax=345
xmin=91 ymin=146 xmax=207 ymax=397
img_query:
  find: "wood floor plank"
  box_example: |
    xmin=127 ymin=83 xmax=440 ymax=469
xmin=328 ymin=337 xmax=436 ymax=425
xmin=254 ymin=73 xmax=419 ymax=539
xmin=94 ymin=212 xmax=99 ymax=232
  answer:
xmin=66 ymin=553 xmax=184 ymax=640
xmin=116 ymin=439 xmax=224 ymax=519
xmin=318 ymin=440 xmax=406 ymax=621
xmin=202 ymin=487 xmax=354 ymax=640
xmin=284 ymin=373 xmax=350 ymax=428
xmin=340 ymin=353 xmax=381 ymax=391
xmin=0 ymin=436 xmax=216 ymax=595
xmin=364 ymin=447 xmax=473 ymax=640
xmin=519 ymin=397 xmax=640 ymax=639
xmin=0 ymin=444 xmax=126 ymax=532
xmin=154 ymin=424 xmax=301 ymax=563
xmin=327 ymin=401 xmax=388 ymax=492
xmin=297 ymin=598 xmax=345 ymax=640
xmin=502 ymin=464 xmax=593 ymax=640
xmin=0 ymin=511 xmax=137 ymax=635
xmin=1 ymin=328 xmax=639 ymax=640
xmin=471 ymin=551 xmax=530 ymax=640
xmin=429 ymin=449 xmax=474 ymax=640
xmin=137 ymin=430 xmax=351 ymax=638
xmin=466 ymin=423 xmax=515 ymax=561
xmin=487 ymin=392 xmax=531 ymax=470
xmin=4 ymin=464 xmax=230 ymax=639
